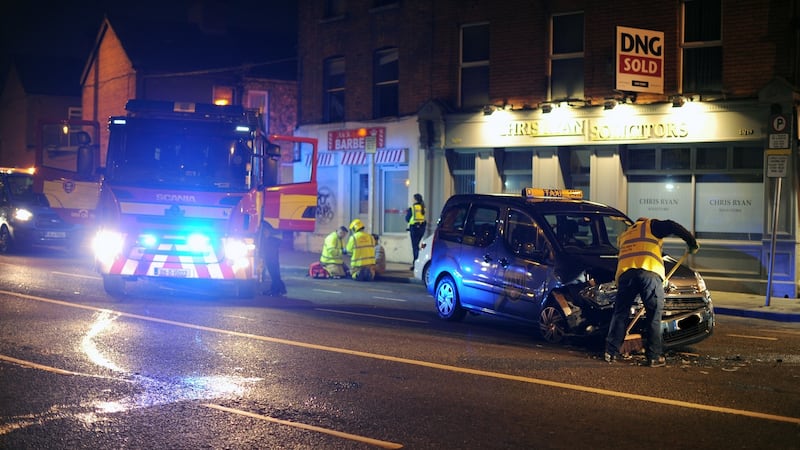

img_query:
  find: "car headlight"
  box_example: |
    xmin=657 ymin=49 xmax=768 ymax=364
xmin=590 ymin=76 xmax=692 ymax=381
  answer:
xmin=695 ymin=271 xmax=707 ymax=294
xmin=581 ymin=281 xmax=617 ymax=307
xmin=13 ymin=208 xmax=33 ymax=221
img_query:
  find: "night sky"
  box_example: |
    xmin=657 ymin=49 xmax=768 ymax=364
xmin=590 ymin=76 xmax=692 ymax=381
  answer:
xmin=0 ymin=1 xmax=297 ymax=87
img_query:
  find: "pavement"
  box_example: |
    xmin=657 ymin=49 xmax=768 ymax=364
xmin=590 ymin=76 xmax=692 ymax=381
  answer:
xmin=279 ymin=248 xmax=800 ymax=323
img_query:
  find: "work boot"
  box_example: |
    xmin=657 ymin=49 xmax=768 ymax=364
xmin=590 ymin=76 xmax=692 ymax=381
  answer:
xmin=646 ymin=356 xmax=666 ymax=367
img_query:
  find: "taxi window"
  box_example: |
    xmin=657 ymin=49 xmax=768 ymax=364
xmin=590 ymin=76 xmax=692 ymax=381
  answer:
xmin=506 ymin=209 xmax=550 ymax=259
xmin=543 ymin=212 xmax=630 ymax=252
xmin=438 ymin=201 xmax=469 ymax=243
xmin=463 ymin=205 xmax=499 ymax=248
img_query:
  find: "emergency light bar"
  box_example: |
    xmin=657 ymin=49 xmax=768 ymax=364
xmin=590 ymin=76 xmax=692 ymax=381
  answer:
xmin=124 ymin=99 xmax=245 ymax=119
xmin=523 ymin=187 xmax=583 ymax=199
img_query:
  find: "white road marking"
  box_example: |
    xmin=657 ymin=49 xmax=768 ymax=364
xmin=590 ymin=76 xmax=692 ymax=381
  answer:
xmin=2 ymin=289 xmax=799 ymax=426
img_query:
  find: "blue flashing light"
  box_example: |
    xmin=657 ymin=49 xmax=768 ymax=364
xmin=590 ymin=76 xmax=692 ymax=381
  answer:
xmin=235 ymin=125 xmax=250 ymax=133
xmin=139 ymin=234 xmax=158 ymax=248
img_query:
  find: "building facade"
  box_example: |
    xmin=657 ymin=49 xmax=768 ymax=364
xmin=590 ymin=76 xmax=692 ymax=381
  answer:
xmin=295 ymin=0 xmax=800 ymax=296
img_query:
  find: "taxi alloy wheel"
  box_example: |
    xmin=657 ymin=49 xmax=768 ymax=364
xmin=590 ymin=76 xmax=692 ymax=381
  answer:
xmin=435 ymin=275 xmax=466 ymax=321
xmin=538 ymin=304 xmax=567 ymax=344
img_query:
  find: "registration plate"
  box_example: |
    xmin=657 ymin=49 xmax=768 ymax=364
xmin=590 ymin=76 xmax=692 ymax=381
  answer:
xmin=45 ymin=231 xmax=66 ymax=238
xmin=154 ymin=267 xmax=194 ymax=278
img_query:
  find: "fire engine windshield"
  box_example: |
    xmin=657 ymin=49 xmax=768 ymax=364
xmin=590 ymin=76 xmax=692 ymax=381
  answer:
xmin=106 ymin=119 xmax=253 ymax=191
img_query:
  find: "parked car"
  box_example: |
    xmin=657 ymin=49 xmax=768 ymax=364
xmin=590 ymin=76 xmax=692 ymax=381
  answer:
xmin=426 ymin=188 xmax=714 ymax=349
xmin=0 ymin=168 xmax=78 ymax=253
xmin=413 ymin=233 xmax=434 ymax=288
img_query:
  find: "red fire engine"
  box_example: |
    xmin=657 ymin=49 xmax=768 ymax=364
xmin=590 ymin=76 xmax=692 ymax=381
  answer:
xmin=92 ymin=100 xmax=317 ymax=297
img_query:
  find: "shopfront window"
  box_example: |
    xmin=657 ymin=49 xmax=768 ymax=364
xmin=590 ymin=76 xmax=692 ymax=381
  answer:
xmin=559 ymin=147 xmax=590 ymax=198
xmin=625 ymin=144 xmax=769 ymax=240
xmin=502 ymin=150 xmax=533 ymax=193
xmin=381 ymin=167 xmax=409 ymax=233
xmin=448 ymin=150 xmax=476 ymax=194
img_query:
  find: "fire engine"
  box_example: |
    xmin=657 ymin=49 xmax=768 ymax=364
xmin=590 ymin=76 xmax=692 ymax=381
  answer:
xmin=32 ymin=118 xmax=102 ymax=251
xmin=92 ymin=100 xmax=317 ymax=297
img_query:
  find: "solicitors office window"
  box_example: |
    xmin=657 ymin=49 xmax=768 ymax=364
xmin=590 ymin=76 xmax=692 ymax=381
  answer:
xmin=501 ymin=150 xmax=533 ymax=193
xmin=623 ymin=144 xmax=769 ymax=240
xmin=681 ymin=0 xmax=722 ymax=93
xmin=558 ymin=147 xmax=590 ymax=198
xmin=550 ymin=12 xmax=584 ymax=100
xmin=323 ymin=57 xmax=346 ymax=123
xmin=447 ymin=150 xmax=476 ymax=194
xmin=374 ymin=47 xmax=399 ymax=118
xmin=460 ymin=23 xmax=489 ymax=109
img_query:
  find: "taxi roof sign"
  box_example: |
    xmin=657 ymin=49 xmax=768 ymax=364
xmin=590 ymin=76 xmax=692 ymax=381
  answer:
xmin=523 ymin=187 xmax=583 ymax=199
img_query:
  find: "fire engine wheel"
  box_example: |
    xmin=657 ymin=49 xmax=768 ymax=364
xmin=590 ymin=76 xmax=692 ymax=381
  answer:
xmin=102 ymin=275 xmax=126 ymax=298
xmin=0 ymin=226 xmax=12 ymax=254
xmin=538 ymin=304 xmax=568 ymax=344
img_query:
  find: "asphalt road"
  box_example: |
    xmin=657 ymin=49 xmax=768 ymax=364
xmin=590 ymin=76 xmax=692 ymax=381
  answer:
xmin=1 ymin=250 xmax=799 ymax=449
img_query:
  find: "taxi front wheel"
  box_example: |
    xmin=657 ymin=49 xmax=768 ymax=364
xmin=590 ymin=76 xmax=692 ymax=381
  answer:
xmin=435 ymin=275 xmax=466 ymax=321
xmin=538 ymin=304 xmax=567 ymax=344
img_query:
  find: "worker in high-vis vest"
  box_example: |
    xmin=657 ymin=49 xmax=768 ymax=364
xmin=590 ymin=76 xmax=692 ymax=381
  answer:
xmin=605 ymin=217 xmax=698 ymax=368
xmin=320 ymin=226 xmax=349 ymax=278
xmin=407 ymin=193 xmax=426 ymax=271
xmin=346 ymin=219 xmax=377 ymax=281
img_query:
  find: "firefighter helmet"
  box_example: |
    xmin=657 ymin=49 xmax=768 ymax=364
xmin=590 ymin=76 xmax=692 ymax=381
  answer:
xmin=349 ymin=219 xmax=365 ymax=233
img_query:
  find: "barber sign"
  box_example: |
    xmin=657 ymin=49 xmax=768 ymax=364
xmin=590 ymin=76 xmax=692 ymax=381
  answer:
xmin=616 ymin=26 xmax=664 ymax=94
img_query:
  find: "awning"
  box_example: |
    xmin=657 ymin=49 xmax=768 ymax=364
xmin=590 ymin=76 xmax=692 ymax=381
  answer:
xmin=375 ymin=148 xmax=407 ymax=164
xmin=341 ymin=148 xmax=407 ymax=166
xmin=306 ymin=152 xmax=336 ymax=167
xmin=341 ymin=151 xmax=367 ymax=165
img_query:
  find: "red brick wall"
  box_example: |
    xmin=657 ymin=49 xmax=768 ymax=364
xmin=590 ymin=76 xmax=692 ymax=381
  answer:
xmin=298 ymin=0 xmax=796 ymax=123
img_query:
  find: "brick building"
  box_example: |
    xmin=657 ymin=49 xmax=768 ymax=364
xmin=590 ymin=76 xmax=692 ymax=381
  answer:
xmin=81 ymin=12 xmax=298 ymax=166
xmin=0 ymin=56 xmax=84 ymax=168
xmin=295 ymin=0 xmax=800 ymax=296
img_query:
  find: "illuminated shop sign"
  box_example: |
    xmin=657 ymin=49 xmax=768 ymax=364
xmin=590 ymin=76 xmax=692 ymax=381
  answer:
xmin=327 ymin=127 xmax=386 ymax=151
xmin=500 ymin=118 xmax=689 ymax=141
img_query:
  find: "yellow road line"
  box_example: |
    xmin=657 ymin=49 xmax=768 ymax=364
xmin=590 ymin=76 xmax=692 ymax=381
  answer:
xmin=725 ymin=334 xmax=779 ymax=341
xmin=316 ymin=308 xmax=428 ymax=323
xmin=3 ymin=290 xmax=800 ymax=426
xmin=202 ymin=403 xmax=403 ymax=449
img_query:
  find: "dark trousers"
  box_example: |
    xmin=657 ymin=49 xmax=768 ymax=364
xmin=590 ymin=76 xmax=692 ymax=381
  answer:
xmin=410 ymin=223 xmax=426 ymax=262
xmin=606 ymin=269 xmax=664 ymax=359
xmin=264 ymin=235 xmax=286 ymax=294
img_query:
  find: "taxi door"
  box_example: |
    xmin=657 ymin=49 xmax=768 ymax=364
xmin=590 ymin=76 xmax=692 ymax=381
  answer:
xmin=454 ymin=203 xmax=504 ymax=310
xmin=490 ymin=208 xmax=554 ymax=321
